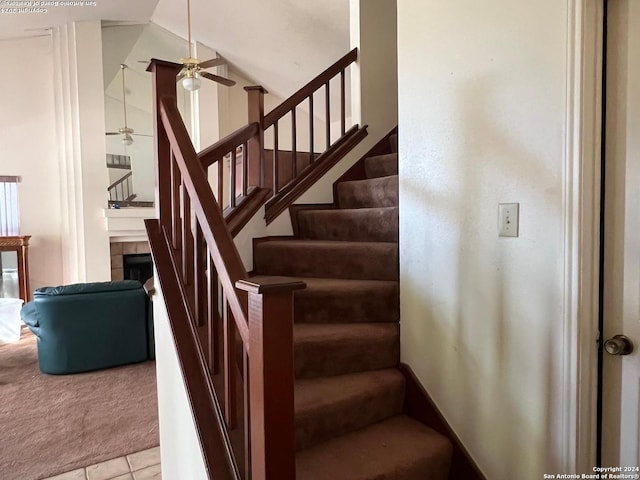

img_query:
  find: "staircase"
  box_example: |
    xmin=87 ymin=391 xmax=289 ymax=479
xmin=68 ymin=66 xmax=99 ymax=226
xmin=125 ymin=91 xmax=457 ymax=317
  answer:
xmin=250 ymin=134 xmax=453 ymax=479
xmin=147 ymin=53 xmax=483 ymax=480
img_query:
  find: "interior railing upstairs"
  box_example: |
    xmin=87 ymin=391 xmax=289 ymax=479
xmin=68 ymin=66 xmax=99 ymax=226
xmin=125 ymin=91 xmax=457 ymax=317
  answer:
xmin=195 ymin=49 xmax=363 ymax=224
xmin=146 ymin=48 xmax=365 ymax=480
xmin=107 ymin=171 xmax=134 ymax=205
xmin=244 ymin=48 xmax=365 ymax=222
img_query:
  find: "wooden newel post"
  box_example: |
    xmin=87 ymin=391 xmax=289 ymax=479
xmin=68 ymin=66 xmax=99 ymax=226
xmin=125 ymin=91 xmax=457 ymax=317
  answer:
xmin=148 ymin=59 xmax=182 ymax=232
xmin=236 ymin=277 xmax=306 ymax=480
xmin=245 ymin=86 xmax=268 ymax=188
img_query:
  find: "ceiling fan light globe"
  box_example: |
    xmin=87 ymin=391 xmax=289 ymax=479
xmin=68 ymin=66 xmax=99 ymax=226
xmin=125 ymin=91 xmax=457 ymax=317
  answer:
xmin=182 ymin=75 xmax=201 ymax=91
xmin=121 ymin=134 xmax=134 ymax=146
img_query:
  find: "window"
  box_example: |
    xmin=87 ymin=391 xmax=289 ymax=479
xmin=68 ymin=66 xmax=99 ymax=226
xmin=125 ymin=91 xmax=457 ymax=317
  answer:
xmin=0 ymin=176 xmax=20 ymax=236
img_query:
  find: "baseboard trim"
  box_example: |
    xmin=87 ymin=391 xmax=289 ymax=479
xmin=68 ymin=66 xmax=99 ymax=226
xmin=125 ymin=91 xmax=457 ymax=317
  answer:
xmin=399 ymin=363 xmax=486 ymax=480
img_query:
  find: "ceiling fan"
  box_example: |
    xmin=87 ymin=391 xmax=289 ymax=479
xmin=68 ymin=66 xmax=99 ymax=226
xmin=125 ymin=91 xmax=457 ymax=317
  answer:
xmin=143 ymin=0 xmax=236 ymax=91
xmin=105 ymin=64 xmax=152 ymax=146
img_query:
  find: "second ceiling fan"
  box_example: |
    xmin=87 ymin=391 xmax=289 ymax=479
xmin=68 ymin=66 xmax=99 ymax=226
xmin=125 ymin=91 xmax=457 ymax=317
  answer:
xmin=105 ymin=64 xmax=152 ymax=146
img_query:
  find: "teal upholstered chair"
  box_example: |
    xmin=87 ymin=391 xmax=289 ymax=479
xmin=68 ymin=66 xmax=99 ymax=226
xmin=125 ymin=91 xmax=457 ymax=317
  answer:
xmin=21 ymin=280 xmax=154 ymax=375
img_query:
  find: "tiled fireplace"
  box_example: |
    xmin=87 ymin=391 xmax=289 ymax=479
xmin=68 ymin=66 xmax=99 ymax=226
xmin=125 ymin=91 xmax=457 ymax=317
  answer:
xmin=110 ymin=241 xmax=151 ymax=281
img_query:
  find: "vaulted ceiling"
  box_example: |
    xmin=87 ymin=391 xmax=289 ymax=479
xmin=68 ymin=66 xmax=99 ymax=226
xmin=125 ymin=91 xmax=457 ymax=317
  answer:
xmin=149 ymin=0 xmax=351 ymax=99
xmin=0 ymin=0 xmax=350 ymax=101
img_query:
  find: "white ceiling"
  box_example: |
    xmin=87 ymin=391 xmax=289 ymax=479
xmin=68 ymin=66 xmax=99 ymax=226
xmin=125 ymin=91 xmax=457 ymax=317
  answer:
xmin=1 ymin=0 xmax=351 ymax=113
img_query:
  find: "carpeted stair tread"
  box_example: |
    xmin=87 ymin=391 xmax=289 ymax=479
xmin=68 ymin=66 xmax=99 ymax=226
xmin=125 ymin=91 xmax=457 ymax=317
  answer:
xmin=293 ymin=277 xmax=399 ymax=323
xmin=250 ymin=276 xmax=400 ymax=323
xmin=365 ymin=153 xmax=398 ymax=178
xmin=337 ymin=175 xmax=398 ymax=208
xmin=296 ymin=207 xmax=398 ymax=242
xmin=296 ymin=415 xmax=452 ymax=480
xmin=295 ymin=369 xmax=405 ymax=450
xmin=253 ymin=239 xmax=398 ymax=281
xmin=390 ymin=133 xmax=398 ymax=154
xmin=294 ymin=323 xmax=399 ymax=379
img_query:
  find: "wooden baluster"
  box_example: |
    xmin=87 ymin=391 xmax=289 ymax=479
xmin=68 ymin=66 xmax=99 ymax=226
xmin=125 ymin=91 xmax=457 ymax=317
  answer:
xmin=236 ymin=278 xmax=306 ymax=480
xmin=207 ymin=254 xmax=220 ymax=375
xmin=181 ymin=186 xmax=194 ymax=287
xmin=245 ymin=86 xmax=267 ymax=188
xmin=242 ymin=142 xmax=248 ymax=197
xmin=194 ymin=222 xmax=206 ymax=327
xmin=223 ymin=297 xmax=237 ymax=429
xmin=149 ymin=60 xmax=180 ymax=234
xmin=291 ymin=108 xmax=297 ymax=179
xmin=273 ymin=122 xmax=279 ymax=195
xmin=230 ymin=148 xmax=237 ymax=208
xmin=325 ymin=81 xmax=331 ymax=149
xmin=217 ymin=156 xmax=224 ymax=210
xmin=170 ymin=154 xmax=182 ymax=252
xmin=340 ymin=70 xmax=346 ymax=136
xmin=309 ymin=94 xmax=314 ymax=160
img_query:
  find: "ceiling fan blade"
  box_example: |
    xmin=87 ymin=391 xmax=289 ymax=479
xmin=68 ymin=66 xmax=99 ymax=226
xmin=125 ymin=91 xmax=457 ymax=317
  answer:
xmin=106 ymin=132 xmax=121 ymax=135
xmin=199 ymin=57 xmax=227 ymax=69
xmin=201 ymin=71 xmax=236 ymax=87
xmin=132 ymin=133 xmax=153 ymax=137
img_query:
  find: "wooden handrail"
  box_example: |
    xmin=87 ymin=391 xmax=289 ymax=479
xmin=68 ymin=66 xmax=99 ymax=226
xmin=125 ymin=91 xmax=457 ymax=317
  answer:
xmin=146 ymin=219 xmax=240 ymax=480
xmin=159 ymin=98 xmax=249 ymax=345
xmin=199 ymin=123 xmax=258 ymax=168
xmin=107 ymin=171 xmax=132 ymax=191
xmin=263 ymin=48 xmax=358 ymax=128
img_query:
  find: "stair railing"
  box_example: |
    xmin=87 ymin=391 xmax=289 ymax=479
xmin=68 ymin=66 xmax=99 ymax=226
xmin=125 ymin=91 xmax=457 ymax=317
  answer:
xmin=146 ymin=59 xmax=304 ymax=480
xmin=107 ymin=171 xmax=134 ymax=204
xmin=245 ymin=48 xmax=366 ymax=223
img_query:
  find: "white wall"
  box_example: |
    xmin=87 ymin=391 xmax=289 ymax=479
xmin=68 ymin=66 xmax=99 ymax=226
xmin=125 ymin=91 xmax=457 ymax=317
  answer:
xmin=0 ymin=35 xmax=64 ymax=290
xmin=398 ymin=1 xmax=571 ymax=478
xmin=153 ymin=283 xmax=208 ymax=480
xmin=350 ymin=0 xmax=398 ymax=142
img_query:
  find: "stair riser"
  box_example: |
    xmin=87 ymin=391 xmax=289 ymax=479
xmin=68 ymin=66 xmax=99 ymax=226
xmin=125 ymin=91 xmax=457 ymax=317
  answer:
xmin=294 ymin=285 xmax=399 ymax=324
xmin=365 ymin=154 xmax=398 ymax=179
xmin=254 ymin=242 xmax=399 ymax=281
xmin=295 ymin=327 xmax=399 ymax=379
xmin=297 ymin=208 xmax=398 ymax=242
xmin=295 ymin=374 xmax=405 ymax=451
xmin=337 ymin=176 xmax=398 ymax=209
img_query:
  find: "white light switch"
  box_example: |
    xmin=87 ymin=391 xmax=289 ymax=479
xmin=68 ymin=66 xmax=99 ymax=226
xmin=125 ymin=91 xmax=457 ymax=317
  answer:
xmin=498 ymin=203 xmax=519 ymax=237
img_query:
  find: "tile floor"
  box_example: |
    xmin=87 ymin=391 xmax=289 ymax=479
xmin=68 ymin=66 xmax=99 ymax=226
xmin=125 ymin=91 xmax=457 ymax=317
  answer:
xmin=43 ymin=446 xmax=161 ymax=480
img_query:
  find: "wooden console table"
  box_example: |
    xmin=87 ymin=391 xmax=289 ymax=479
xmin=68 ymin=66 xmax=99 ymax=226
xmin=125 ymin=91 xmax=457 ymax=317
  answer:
xmin=0 ymin=235 xmax=31 ymax=302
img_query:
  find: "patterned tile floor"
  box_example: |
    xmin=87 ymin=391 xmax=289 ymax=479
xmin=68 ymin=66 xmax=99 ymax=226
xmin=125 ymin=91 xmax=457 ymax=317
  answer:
xmin=44 ymin=446 xmax=161 ymax=480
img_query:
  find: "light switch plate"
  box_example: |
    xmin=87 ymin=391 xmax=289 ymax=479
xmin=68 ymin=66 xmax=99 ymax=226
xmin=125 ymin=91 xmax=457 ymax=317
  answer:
xmin=498 ymin=203 xmax=519 ymax=237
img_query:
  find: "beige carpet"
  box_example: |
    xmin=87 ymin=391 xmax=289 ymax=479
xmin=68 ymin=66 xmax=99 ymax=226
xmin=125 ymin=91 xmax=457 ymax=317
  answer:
xmin=0 ymin=328 xmax=159 ymax=480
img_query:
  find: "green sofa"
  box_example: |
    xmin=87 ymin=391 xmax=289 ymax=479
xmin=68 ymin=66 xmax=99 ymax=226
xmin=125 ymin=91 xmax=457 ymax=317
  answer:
xmin=21 ymin=280 xmax=154 ymax=375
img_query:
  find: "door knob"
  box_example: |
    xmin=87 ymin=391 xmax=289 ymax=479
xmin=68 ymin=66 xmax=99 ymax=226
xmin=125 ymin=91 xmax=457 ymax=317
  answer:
xmin=604 ymin=335 xmax=634 ymax=356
